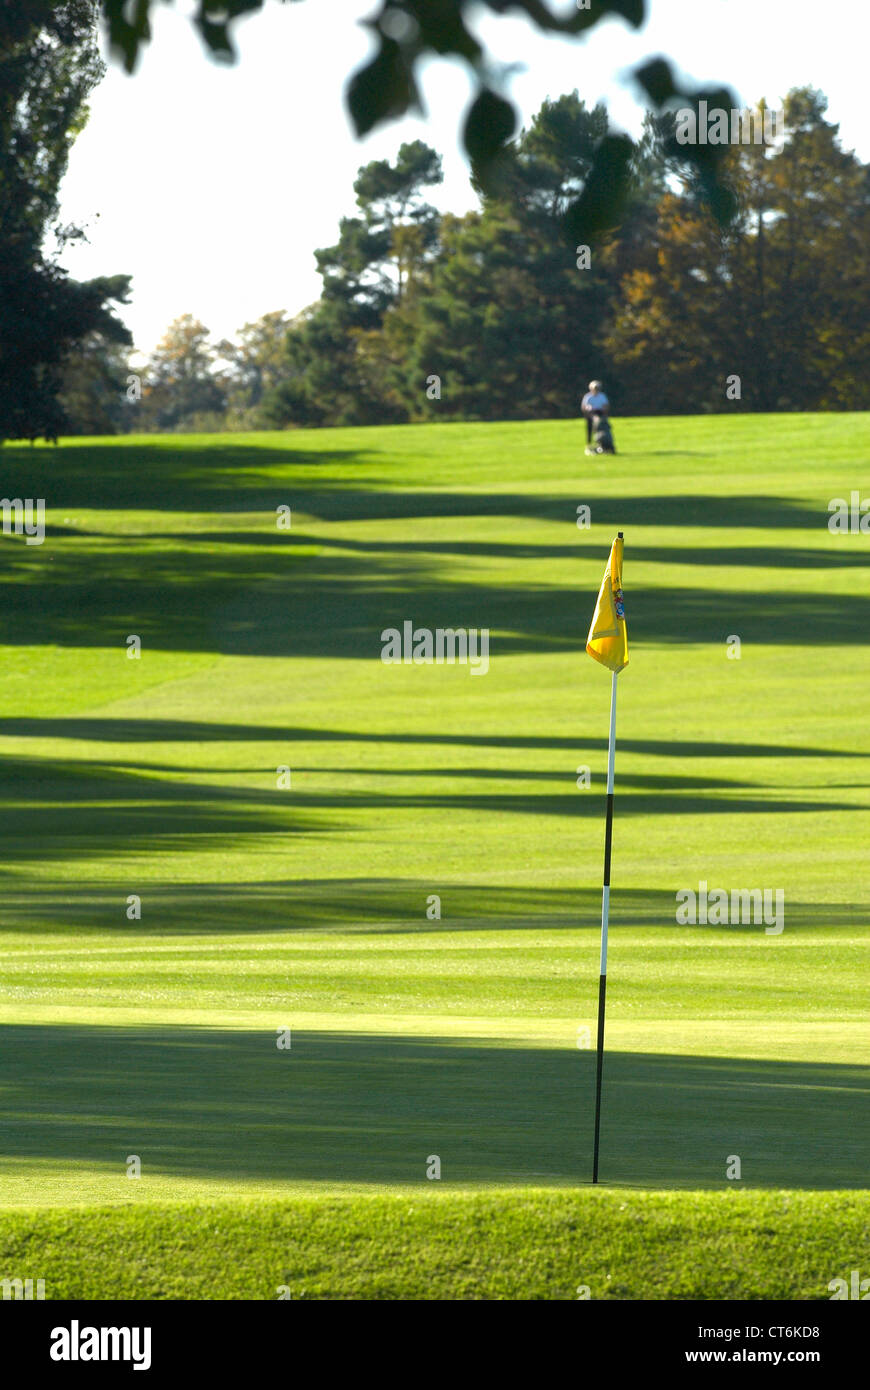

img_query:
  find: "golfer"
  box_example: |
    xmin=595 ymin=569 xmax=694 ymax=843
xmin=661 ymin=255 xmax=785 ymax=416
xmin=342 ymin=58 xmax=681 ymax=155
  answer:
xmin=581 ymin=380 xmax=610 ymax=445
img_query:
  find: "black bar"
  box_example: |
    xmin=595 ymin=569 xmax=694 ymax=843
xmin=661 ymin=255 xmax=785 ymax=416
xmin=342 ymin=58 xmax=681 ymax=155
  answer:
xmin=9 ymin=1300 xmax=868 ymax=1360
xmin=602 ymin=791 xmax=614 ymax=886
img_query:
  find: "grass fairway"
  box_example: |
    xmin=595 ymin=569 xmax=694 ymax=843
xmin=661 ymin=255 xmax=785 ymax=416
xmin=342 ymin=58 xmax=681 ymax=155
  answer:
xmin=1 ymin=413 xmax=868 ymax=1299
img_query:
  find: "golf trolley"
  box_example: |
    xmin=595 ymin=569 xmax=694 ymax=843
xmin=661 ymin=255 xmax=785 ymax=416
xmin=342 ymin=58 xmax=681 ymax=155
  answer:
xmin=585 ymin=412 xmax=616 ymax=456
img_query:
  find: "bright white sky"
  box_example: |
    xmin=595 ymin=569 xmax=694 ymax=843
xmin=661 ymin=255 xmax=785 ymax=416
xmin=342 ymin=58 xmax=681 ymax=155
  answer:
xmin=55 ymin=0 xmax=868 ymax=359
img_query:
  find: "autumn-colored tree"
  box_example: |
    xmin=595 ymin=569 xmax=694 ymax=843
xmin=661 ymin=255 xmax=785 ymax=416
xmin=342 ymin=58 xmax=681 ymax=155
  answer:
xmin=604 ymin=89 xmax=870 ymax=413
xmin=217 ymin=310 xmax=297 ymax=426
xmin=139 ymin=314 xmax=226 ymax=431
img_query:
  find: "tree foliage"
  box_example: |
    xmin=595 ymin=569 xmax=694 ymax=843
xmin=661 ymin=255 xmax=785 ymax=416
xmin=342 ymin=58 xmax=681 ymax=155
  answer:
xmin=605 ymin=89 xmax=870 ymax=412
xmin=138 ymin=314 xmax=226 ymax=431
xmin=0 ymin=1 xmax=132 ymax=442
xmin=109 ymin=86 xmax=869 ymax=435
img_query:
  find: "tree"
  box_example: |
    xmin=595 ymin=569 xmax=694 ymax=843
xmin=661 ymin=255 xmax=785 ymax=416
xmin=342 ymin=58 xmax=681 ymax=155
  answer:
xmin=314 ymin=140 xmax=442 ymax=325
xmin=56 ymin=276 xmax=135 ymax=433
xmin=602 ymin=192 xmax=733 ymax=414
xmin=217 ymin=310 xmax=297 ymax=425
xmin=753 ymin=89 xmax=870 ymax=409
xmin=602 ymin=89 xmax=870 ymax=414
xmin=139 ymin=315 xmax=226 ymax=431
xmin=399 ymin=96 xmax=621 ymax=421
xmin=0 ymin=2 xmax=132 ymax=442
xmin=264 ymin=142 xmax=442 ymax=426
xmin=351 ymin=140 xmax=443 ymax=303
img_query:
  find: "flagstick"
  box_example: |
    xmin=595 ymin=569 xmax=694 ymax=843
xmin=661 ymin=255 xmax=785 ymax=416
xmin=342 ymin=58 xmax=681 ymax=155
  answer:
xmin=592 ymin=667 xmax=618 ymax=1184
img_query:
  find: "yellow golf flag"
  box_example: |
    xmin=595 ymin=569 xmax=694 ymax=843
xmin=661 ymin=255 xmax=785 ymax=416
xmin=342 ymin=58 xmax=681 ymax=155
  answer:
xmin=586 ymin=534 xmax=628 ymax=672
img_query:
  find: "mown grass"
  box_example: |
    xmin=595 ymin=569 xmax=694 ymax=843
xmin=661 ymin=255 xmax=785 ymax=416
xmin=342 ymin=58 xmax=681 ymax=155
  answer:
xmin=1 ymin=1189 xmax=865 ymax=1300
xmin=0 ymin=414 xmax=868 ymax=1296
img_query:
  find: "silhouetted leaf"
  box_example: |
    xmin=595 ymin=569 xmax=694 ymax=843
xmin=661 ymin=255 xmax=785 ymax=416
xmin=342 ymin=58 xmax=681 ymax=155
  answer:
xmin=347 ymin=37 xmax=419 ymax=137
xmin=406 ymin=0 xmax=483 ymax=61
xmin=634 ymin=56 xmax=677 ymax=106
xmin=463 ymin=87 xmax=517 ymax=188
xmin=197 ymin=19 xmax=234 ymax=61
xmin=484 ymin=0 xmax=645 ymax=36
xmin=562 ymin=132 xmax=634 ymax=242
xmin=194 ymin=0 xmax=268 ymax=62
xmin=103 ymin=0 xmax=151 ymax=74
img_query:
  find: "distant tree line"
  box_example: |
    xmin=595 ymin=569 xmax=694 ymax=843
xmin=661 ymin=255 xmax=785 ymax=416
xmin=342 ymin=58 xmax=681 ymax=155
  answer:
xmin=5 ymin=5 xmax=868 ymax=441
xmin=3 ymin=3 xmax=868 ymax=439
xmin=73 ymin=84 xmax=867 ymax=435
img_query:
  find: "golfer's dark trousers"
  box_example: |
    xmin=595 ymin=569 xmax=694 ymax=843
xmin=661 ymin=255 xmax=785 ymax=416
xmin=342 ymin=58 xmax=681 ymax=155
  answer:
xmin=585 ymin=415 xmax=592 ymax=443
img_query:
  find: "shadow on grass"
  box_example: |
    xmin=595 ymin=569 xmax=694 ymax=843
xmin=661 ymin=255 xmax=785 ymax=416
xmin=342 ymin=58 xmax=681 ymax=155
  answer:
xmin=0 ymin=440 xmax=835 ymax=529
xmin=0 ymin=718 xmax=864 ymax=760
xmin=0 ymin=749 xmax=863 ymax=868
xmin=0 ymin=442 xmax=373 ymax=514
xmin=1 ymin=879 xmax=866 ymax=936
xmin=3 ymin=532 xmax=866 ymax=653
xmin=0 ymin=436 xmax=861 ymax=658
xmin=0 ymin=754 xmax=331 ymax=861
xmin=243 ymin=531 xmax=867 ymax=572
xmin=1 ymin=1025 xmax=866 ymax=1189
xmin=44 ymin=527 xmax=867 ymax=572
